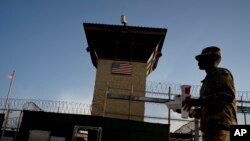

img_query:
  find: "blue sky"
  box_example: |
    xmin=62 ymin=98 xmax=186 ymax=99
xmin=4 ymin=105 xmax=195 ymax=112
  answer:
xmin=1 ymin=0 xmax=250 ymax=106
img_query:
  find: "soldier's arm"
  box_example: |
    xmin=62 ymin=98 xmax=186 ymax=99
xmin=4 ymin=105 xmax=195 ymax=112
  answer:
xmin=182 ymin=98 xmax=202 ymax=110
xmin=189 ymin=108 xmax=201 ymax=118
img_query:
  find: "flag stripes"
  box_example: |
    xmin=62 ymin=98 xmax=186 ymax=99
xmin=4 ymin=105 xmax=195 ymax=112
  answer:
xmin=111 ymin=62 xmax=132 ymax=75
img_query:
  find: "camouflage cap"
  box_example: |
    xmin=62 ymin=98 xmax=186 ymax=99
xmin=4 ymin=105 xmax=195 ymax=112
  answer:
xmin=195 ymin=46 xmax=221 ymax=60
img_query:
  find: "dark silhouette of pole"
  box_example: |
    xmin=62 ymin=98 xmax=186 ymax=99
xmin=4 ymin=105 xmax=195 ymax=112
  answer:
xmin=1 ymin=70 xmax=15 ymax=138
xmin=241 ymin=96 xmax=247 ymax=125
xmin=168 ymin=87 xmax=171 ymax=124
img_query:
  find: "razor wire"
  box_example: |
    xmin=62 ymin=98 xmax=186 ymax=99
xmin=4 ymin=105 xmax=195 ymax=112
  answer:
xmin=1 ymin=82 xmax=250 ymax=131
xmin=0 ymin=98 xmax=91 ymax=115
xmin=0 ymin=82 xmax=248 ymax=114
xmin=0 ymin=99 xmax=92 ymax=130
xmin=146 ymin=81 xmax=201 ymax=98
xmin=146 ymin=81 xmax=250 ymax=104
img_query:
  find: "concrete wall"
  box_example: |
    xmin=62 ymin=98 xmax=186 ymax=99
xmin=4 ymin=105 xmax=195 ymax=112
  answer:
xmin=91 ymin=59 xmax=147 ymax=121
xmin=17 ymin=111 xmax=170 ymax=141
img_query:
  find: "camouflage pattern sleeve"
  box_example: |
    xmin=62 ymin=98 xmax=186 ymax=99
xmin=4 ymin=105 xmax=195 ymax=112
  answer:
xmin=199 ymin=68 xmax=237 ymax=132
xmin=201 ymin=68 xmax=235 ymax=105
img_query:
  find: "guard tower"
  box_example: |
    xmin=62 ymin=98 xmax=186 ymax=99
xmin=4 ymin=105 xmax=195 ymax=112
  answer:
xmin=84 ymin=20 xmax=167 ymax=121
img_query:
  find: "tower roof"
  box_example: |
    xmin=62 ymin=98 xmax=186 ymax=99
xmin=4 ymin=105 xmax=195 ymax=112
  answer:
xmin=83 ymin=23 xmax=167 ymax=75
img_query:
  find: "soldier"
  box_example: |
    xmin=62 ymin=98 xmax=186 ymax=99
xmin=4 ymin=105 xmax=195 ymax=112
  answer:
xmin=182 ymin=46 xmax=237 ymax=141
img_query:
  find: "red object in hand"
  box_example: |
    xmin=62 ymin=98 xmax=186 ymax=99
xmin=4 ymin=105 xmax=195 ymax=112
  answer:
xmin=184 ymin=87 xmax=191 ymax=94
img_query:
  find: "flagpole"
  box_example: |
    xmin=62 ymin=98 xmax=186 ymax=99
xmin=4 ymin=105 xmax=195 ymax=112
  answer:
xmin=1 ymin=70 xmax=15 ymax=138
xmin=4 ymin=70 xmax=15 ymax=110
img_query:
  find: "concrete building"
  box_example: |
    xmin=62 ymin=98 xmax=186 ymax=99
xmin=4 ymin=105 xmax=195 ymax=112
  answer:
xmin=84 ymin=22 xmax=167 ymax=121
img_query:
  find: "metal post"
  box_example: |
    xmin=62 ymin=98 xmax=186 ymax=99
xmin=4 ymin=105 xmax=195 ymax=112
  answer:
xmin=128 ymin=84 xmax=133 ymax=120
xmin=241 ymin=96 xmax=247 ymax=125
xmin=194 ymin=117 xmax=199 ymax=141
xmin=3 ymin=71 xmax=15 ymax=112
xmin=103 ymin=82 xmax=109 ymax=116
xmin=168 ymin=87 xmax=171 ymax=124
xmin=1 ymin=70 xmax=15 ymax=139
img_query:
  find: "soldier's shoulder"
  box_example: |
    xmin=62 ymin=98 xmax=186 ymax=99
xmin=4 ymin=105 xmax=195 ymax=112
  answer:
xmin=216 ymin=67 xmax=231 ymax=73
xmin=213 ymin=67 xmax=233 ymax=77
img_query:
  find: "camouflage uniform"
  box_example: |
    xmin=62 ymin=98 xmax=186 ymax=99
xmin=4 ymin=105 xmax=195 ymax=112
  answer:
xmin=190 ymin=67 xmax=237 ymax=141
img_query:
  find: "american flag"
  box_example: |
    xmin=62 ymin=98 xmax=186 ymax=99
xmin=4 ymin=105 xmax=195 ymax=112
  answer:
xmin=111 ymin=62 xmax=132 ymax=75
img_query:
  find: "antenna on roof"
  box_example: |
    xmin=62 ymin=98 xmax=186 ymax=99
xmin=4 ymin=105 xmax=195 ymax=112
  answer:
xmin=121 ymin=15 xmax=127 ymax=26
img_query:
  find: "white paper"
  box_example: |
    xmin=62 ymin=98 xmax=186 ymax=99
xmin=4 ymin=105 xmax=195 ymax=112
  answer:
xmin=165 ymin=95 xmax=181 ymax=112
xmin=165 ymin=101 xmax=181 ymax=111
